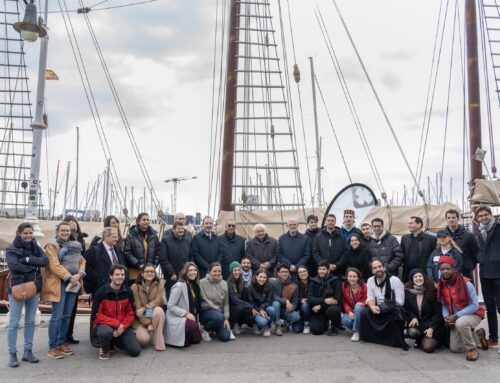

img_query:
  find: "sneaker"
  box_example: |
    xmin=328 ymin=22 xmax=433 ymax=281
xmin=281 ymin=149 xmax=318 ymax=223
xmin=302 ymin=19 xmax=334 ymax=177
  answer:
xmin=254 ymin=327 xmax=262 ymax=335
xmin=281 ymin=324 xmax=290 ymax=333
xmin=275 ymin=326 xmax=282 ymax=336
xmin=326 ymin=326 xmax=339 ymax=336
xmin=232 ymin=324 xmax=241 ymax=335
xmin=475 ymin=328 xmax=489 ymax=350
xmin=57 ymin=344 xmax=74 ymax=356
xmin=241 ymin=323 xmax=250 ymax=330
xmin=466 ymin=348 xmax=479 ymax=361
xmin=263 ymin=328 xmax=271 ymax=337
xmin=229 ymin=331 xmax=236 ymax=340
xmin=487 ymin=339 xmax=499 ymax=348
xmin=303 ymin=325 xmax=311 ymax=334
xmin=201 ymin=329 xmax=212 ymax=342
xmin=350 ymin=332 xmax=360 ymax=342
xmin=99 ymin=346 xmax=110 ymax=360
xmin=47 ymin=348 xmax=64 ymax=359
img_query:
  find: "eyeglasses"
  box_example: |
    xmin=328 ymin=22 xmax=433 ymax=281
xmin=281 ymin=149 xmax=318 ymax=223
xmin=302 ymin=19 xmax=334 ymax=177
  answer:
xmin=227 ymin=224 xmax=236 ymax=227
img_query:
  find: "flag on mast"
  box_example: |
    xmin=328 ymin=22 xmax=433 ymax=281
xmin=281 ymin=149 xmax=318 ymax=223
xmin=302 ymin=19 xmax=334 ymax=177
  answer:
xmin=45 ymin=69 xmax=59 ymax=80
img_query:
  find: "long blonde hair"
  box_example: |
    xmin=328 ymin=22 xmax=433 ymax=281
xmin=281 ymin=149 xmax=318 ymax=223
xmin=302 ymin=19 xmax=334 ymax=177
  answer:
xmin=437 ymin=236 xmax=462 ymax=254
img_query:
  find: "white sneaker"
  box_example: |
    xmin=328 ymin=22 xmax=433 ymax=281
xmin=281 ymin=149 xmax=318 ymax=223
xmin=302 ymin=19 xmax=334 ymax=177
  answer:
xmin=263 ymin=328 xmax=271 ymax=337
xmin=241 ymin=323 xmax=250 ymax=330
xmin=254 ymin=327 xmax=262 ymax=335
xmin=232 ymin=324 xmax=241 ymax=335
xmin=229 ymin=331 xmax=236 ymax=340
xmin=351 ymin=332 xmax=360 ymax=342
xmin=201 ymin=329 xmax=212 ymax=342
xmin=303 ymin=325 xmax=310 ymax=334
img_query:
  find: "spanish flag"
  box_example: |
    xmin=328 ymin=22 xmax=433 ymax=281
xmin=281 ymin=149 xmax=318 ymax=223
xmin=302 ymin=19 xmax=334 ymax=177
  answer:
xmin=45 ymin=69 xmax=59 ymax=80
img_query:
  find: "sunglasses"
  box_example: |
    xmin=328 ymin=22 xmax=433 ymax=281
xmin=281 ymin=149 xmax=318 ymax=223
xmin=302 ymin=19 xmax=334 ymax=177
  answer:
xmin=227 ymin=224 xmax=236 ymax=227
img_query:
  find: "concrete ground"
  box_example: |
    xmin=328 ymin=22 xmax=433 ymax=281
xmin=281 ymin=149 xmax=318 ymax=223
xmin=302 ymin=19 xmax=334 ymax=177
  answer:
xmin=0 ymin=315 xmax=499 ymax=383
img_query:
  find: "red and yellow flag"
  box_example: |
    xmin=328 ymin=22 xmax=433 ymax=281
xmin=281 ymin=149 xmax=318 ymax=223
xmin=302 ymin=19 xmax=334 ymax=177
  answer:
xmin=45 ymin=69 xmax=59 ymax=80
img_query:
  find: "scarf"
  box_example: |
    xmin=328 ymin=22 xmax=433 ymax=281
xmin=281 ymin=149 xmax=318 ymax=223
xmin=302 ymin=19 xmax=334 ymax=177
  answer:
xmin=242 ymin=269 xmax=252 ymax=286
xmin=13 ymin=236 xmax=43 ymax=258
xmin=478 ymin=219 xmax=495 ymax=241
xmin=374 ymin=274 xmax=393 ymax=303
xmin=406 ymin=284 xmax=424 ymax=313
xmin=437 ymin=272 xmax=471 ymax=314
xmin=440 ymin=245 xmax=451 ymax=255
xmin=372 ymin=230 xmax=387 ymax=243
xmin=342 ymin=223 xmax=356 ymax=232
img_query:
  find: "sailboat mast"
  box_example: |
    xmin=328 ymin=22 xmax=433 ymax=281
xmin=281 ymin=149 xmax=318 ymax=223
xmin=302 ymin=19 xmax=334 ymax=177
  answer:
xmin=465 ymin=0 xmax=482 ymax=181
xmin=309 ymin=57 xmax=322 ymax=207
xmin=219 ymin=0 xmax=240 ymax=212
xmin=75 ymin=126 xmax=79 ymax=212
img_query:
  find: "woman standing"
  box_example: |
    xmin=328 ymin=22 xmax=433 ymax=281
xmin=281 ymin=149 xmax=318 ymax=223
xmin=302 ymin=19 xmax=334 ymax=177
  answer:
xmin=247 ymin=269 xmax=276 ymax=336
xmin=341 ymin=267 xmax=367 ymax=342
xmin=344 ymin=234 xmax=371 ymax=282
xmin=199 ymin=262 xmax=232 ymax=342
xmin=123 ymin=212 xmax=160 ymax=284
xmin=6 ymin=223 xmax=48 ymax=367
xmin=293 ymin=266 xmax=311 ymax=334
xmin=227 ymin=261 xmax=255 ymax=334
xmin=165 ymin=262 xmax=202 ymax=347
xmin=426 ymin=230 xmax=463 ymax=282
xmin=404 ymin=268 xmax=444 ymax=353
xmin=90 ymin=215 xmax=124 ymax=250
xmin=42 ymin=222 xmax=86 ymax=359
xmin=131 ymin=264 xmax=166 ymax=351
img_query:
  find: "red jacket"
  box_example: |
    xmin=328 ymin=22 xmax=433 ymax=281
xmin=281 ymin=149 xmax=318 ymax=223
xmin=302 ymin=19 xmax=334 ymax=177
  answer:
xmin=91 ymin=283 xmax=135 ymax=330
xmin=342 ymin=282 xmax=367 ymax=313
xmin=440 ymin=277 xmax=485 ymax=319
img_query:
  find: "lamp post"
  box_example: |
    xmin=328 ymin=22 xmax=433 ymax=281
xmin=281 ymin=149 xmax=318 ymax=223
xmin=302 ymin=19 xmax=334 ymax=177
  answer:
xmin=14 ymin=0 xmax=49 ymax=239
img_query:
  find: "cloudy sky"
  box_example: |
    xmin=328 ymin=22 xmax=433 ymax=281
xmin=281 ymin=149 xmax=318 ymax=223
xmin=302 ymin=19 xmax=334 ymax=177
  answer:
xmin=14 ymin=0 xmax=500 ymax=218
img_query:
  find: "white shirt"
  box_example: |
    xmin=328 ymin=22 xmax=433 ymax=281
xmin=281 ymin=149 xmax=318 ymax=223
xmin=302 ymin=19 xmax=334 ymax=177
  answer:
xmin=367 ymin=275 xmax=405 ymax=306
xmin=103 ymin=242 xmax=117 ymax=264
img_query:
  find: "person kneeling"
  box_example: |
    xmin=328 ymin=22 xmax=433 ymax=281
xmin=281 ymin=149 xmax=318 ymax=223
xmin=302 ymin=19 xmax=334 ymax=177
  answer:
xmin=341 ymin=267 xmax=367 ymax=342
xmin=131 ymin=264 xmax=166 ymax=351
xmin=271 ymin=264 xmax=301 ymax=335
xmin=91 ymin=264 xmax=141 ymax=360
xmin=437 ymin=256 xmax=487 ymax=361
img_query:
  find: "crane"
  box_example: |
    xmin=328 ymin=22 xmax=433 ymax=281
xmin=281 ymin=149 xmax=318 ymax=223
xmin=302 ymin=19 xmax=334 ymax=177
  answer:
xmin=164 ymin=176 xmax=198 ymax=214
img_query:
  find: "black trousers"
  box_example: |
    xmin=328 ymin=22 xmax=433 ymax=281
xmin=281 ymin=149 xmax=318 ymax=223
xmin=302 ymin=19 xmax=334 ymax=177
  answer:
xmin=310 ymin=305 xmax=342 ymax=335
xmin=229 ymin=305 xmax=254 ymax=327
xmin=66 ymin=296 xmax=78 ymax=339
xmin=481 ymin=277 xmax=500 ymax=341
xmin=95 ymin=324 xmax=141 ymax=357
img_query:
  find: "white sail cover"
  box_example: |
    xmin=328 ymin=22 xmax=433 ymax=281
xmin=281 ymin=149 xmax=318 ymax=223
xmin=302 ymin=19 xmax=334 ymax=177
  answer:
xmin=469 ymin=179 xmax=500 ymax=207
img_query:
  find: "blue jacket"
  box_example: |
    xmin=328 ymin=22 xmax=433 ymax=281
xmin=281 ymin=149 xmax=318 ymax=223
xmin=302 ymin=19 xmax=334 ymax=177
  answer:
xmin=477 ymin=221 xmax=500 ymax=279
xmin=218 ymin=232 xmax=246 ymax=279
xmin=426 ymin=248 xmax=463 ymax=282
xmin=276 ymin=232 xmax=310 ymax=268
xmin=190 ymin=231 xmax=220 ymax=277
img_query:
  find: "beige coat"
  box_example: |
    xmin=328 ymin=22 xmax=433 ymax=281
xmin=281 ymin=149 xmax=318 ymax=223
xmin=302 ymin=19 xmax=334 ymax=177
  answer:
xmin=41 ymin=242 xmax=85 ymax=302
xmin=131 ymin=279 xmax=165 ymax=328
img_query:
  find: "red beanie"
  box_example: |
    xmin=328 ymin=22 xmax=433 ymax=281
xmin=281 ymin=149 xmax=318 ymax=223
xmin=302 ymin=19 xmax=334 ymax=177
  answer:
xmin=438 ymin=255 xmax=456 ymax=267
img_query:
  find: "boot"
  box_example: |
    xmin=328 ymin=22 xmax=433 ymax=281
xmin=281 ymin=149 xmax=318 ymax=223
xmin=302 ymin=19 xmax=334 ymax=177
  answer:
xmin=22 ymin=350 xmax=39 ymax=363
xmin=9 ymin=353 xmax=19 ymax=368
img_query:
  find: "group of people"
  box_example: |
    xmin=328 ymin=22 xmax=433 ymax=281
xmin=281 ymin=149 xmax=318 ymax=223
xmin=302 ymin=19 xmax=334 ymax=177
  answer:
xmin=5 ymin=206 xmax=500 ymax=366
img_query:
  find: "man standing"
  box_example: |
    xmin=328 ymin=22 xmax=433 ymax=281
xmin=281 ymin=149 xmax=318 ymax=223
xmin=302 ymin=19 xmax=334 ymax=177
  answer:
xmin=369 ymin=218 xmax=403 ymax=277
xmin=304 ymin=215 xmax=320 ymax=277
xmin=218 ymin=219 xmax=246 ymax=280
xmin=91 ymin=264 xmax=141 ymax=360
xmin=340 ymin=209 xmax=362 ymax=248
xmin=437 ymin=256 xmax=487 ymax=361
xmin=360 ymin=222 xmax=374 ymax=246
xmin=277 ymin=218 xmax=310 ymax=280
xmin=159 ymin=221 xmax=191 ymax=294
xmin=163 ymin=212 xmax=193 ymax=241
xmin=445 ymin=209 xmax=478 ymax=280
xmin=245 ymin=224 xmax=278 ymax=274
xmin=312 ymin=214 xmax=345 ymax=276
xmin=190 ymin=216 xmax=220 ymax=277
xmin=400 ymin=216 xmax=436 ymax=282
xmin=476 ymin=206 xmax=500 ymax=349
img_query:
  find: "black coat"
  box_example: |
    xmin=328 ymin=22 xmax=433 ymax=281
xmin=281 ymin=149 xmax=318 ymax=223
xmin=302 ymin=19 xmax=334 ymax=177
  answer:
xmin=218 ymin=232 xmax=246 ymax=279
xmin=401 ymin=232 xmax=437 ymax=282
xmin=404 ymin=290 xmax=444 ymax=338
xmin=304 ymin=228 xmax=320 ymax=277
xmin=6 ymin=238 xmax=48 ymax=293
xmin=367 ymin=232 xmax=403 ymax=276
xmin=245 ymin=235 xmax=278 ymax=272
xmin=447 ymin=225 xmax=479 ymax=279
xmin=477 ymin=221 xmax=500 ymax=279
xmin=83 ymin=242 xmax=126 ymax=296
xmin=159 ymin=232 xmax=191 ymax=277
xmin=344 ymin=244 xmax=372 ymax=282
xmin=123 ymin=225 xmax=160 ymax=268
xmin=227 ymin=276 xmax=253 ymax=309
xmin=277 ymin=232 xmax=310 ymax=269
xmin=307 ymin=275 xmax=342 ymax=311
xmin=312 ymin=228 xmax=346 ymax=276
xmin=190 ymin=231 xmax=220 ymax=277
xmin=247 ymin=283 xmax=274 ymax=311
xmin=162 ymin=228 xmax=193 ymax=241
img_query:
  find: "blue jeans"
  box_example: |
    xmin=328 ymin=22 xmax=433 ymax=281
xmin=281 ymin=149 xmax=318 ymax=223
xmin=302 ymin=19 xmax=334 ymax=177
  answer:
xmin=254 ymin=306 xmax=277 ymax=329
xmin=200 ymin=309 xmax=230 ymax=342
xmin=48 ymin=281 xmax=78 ymax=349
xmin=7 ymin=293 xmax=40 ymax=353
xmin=273 ymin=300 xmax=301 ymax=325
xmin=341 ymin=305 xmax=364 ymax=333
xmin=292 ymin=303 xmax=311 ymax=333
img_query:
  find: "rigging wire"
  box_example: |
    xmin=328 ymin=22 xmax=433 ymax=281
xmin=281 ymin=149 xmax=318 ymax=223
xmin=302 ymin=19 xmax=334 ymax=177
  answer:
xmin=330 ymin=0 xmax=426 ymax=203
xmin=48 ymin=0 xmax=157 ymax=13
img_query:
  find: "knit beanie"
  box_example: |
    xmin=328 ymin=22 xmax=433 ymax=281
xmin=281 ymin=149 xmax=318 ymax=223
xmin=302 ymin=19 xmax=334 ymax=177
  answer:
xmin=229 ymin=261 xmax=241 ymax=274
xmin=408 ymin=268 xmax=425 ymax=282
xmin=438 ymin=256 xmax=455 ymax=267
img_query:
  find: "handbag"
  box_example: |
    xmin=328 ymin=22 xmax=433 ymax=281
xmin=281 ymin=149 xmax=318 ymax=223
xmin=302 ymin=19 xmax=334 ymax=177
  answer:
xmin=11 ymin=280 xmax=37 ymax=301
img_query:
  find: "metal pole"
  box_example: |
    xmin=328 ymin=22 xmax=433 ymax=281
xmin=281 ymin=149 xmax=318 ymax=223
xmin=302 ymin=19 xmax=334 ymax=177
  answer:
xmin=173 ymin=181 xmax=178 ymax=214
xmin=309 ymin=57 xmax=322 ymax=207
xmin=52 ymin=160 xmax=60 ymax=219
xmin=103 ymin=159 xmax=111 ymax=218
xmin=24 ymin=0 xmax=49 ymax=238
xmin=61 ymin=161 xmax=71 ymax=216
xmin=74 ymin=126 xmax=79 ymax=211
xmin=465 ymin=0 xmax=483 ymax=182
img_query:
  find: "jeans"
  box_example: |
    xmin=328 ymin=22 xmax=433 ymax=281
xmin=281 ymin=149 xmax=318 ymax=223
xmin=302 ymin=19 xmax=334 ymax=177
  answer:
xmin=7 ymin=293 xmax=40 ymax=353
xmin=480 ymin=277 xmax=500 ymax=341
xmin=48 ymin=281 xmax=78 ymax=349
xmin=255 ymin=306 xmax=277 ymax=329
xmin=199 ymin=309 xmax=230 ymax=342
xmin=341 ymin=305 xmax=364 ymax=333
xmin=273 ymin=301 xmax=301 ymax=326
xmin=292 ymin=303 xmax=311 ymax=333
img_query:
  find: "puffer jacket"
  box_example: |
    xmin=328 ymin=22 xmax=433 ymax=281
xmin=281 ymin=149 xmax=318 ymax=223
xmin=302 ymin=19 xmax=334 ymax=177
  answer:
xmin=91 ymin=283 xmax=135 ymax=332
xmin=123 ymin=225 xmax=160 ymax=280
xmin=312 ymin=227 xmax=346 ymax=276
xmin=367 ymin=231 xmax=403 ymax=276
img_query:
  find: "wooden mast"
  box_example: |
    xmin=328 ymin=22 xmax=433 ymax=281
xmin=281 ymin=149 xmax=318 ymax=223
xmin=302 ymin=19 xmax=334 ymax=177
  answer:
xmin=465 ymin=0 xmax=483 ymax=182
xmin=219 ymin=0 xmax=240 ymax=212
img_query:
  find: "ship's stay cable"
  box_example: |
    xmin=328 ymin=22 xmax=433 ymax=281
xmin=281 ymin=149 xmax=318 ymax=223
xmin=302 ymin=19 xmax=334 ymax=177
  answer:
xmin=330 ymin=0 xmax=426 ymax=203
xmin=315 ymin=8 xmax=385 ymax=196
